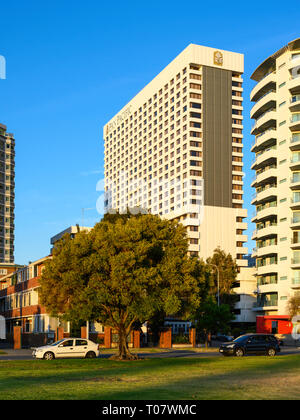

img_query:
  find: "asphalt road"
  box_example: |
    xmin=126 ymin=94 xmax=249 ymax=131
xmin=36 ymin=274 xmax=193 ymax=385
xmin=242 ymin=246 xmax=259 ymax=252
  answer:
xmin=1 ymin=347 xmax=300 ymax=361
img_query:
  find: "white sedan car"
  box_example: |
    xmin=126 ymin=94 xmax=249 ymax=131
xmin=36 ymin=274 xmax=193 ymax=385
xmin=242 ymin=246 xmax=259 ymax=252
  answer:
xmin=32 ymin=338 xmax=100 ymax=360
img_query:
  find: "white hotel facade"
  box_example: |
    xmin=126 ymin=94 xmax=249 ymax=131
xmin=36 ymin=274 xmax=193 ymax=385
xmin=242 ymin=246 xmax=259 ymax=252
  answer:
xmin=103 ymin=44 xmax=256 ymax=323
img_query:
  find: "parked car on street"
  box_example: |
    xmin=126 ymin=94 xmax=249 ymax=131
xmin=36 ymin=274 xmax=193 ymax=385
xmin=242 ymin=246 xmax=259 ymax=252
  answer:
xmin=219 ymin=334 xmax=280 ymax=357
xmin=32 ymin=338 xmax=100 ymax=360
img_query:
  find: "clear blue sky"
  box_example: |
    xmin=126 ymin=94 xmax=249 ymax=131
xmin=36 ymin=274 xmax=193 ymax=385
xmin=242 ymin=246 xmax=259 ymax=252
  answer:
xmin=0 ymin=0 xmax=299 ymax=264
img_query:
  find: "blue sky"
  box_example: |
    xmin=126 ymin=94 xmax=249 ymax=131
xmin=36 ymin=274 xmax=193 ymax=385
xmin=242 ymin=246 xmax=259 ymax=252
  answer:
xmin=0 ymin=0 xmax=299 ymax=264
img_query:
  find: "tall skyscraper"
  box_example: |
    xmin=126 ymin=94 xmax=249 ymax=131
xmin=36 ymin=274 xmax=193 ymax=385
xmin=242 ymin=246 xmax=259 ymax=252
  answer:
xmin=103 ymin=44 xmax=248 ymax=264
xmin=0 ymin=123 xmax=15 ymax=263
xmin=251 ymin=38 xmax=300 ymax=323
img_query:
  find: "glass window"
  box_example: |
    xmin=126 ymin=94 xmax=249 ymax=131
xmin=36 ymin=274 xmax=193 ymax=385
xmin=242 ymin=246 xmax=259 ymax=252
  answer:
xmin=75 ymin=340 xmax=87 ymax=346
xmin=61 ymin=339 xmax=74 ymax=347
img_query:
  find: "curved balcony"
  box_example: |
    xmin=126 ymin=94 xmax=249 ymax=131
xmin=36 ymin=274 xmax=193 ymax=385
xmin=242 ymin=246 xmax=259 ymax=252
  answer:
xmin=291 ymin=258 xmax=300 ymax=269
xmin=291 ymin=236 xmax=300 ymax=249
xmin=252 ymin=205 xmax=277 ymax=223
xmin=290 ymin=154 xmax=300 ymax=171
xmin=250 ymin=72 xmax=276 ymax=102
xmin=251 ymin=167 xmax=277 ymax=188
xmin=290 ymin=134 xmax=300 ymax=151
xmin=290 ymin=174 xmax=300 ymax=190
xmin=250 ymin=90 xmax=276 ymax=120
xmin=252 ymin=225 xmax=277 ymax=240
xmin=291 ymin=216 xmax=300 ymax=229
xmin=251 ymin=187 xmax=277 ymax=206
xmin=290 ymin=95 xmax=300 ymax=112
xmin=291 ymin=278 xmax=300 ymax=289
xmin=251 ymin=128 xmax=276 ymax=153
xmin=288 ymin=55 xmax=300 ymax=77
xmin=256 ymin=244 xmax=277 ymax=258
xmin=255 ymin=263 xmax=278 ymax=276
xmin=256 ymin=283 xmax=278 ymax=295
xmin=290 ymin=113 xmax=300 ymax=131
xmin=251 ymin=110 xmax=277 ymax=136
xmin=290 ymin=196 xmax=300 ymax=210
xmin=251 ymin=147 xmax=277 ymax=171
xmin=289 ymin=76 xmax=300 ymax=95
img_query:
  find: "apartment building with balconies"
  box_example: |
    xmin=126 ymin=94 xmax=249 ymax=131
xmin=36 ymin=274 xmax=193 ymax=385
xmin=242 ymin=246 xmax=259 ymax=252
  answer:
xmin=251 ymin=38 xmax=300 ymax=330
xmin=0 ymin=124 xmax=15 ymax=263
xmin=103 ymin=44 xmax=254 ymax=322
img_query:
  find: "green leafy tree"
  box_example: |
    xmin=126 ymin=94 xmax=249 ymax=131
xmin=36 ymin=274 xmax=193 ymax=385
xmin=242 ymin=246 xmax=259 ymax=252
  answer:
xmin=39 ymin=213 xmax=200 ymax=359
xmin=193 ymin=298 xmax=235 ymax=345
xmin=288 ymin=295 xmax=300 ymax=318
xmin=206 ymin=247 xmax=239 ymax=309
xmin=147 ymin=257 xmax=210 ymax=344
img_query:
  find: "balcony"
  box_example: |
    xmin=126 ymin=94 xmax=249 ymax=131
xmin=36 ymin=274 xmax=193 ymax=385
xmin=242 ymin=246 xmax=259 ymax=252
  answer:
xmin=289 ymin=76 xmax=300 ymax=95
xmin=256 ymin=283 xmax=278 ymax=295
xmin=250 ymin=90 xmax=276 ymax=120
xmin=251 ymin=128 xmax=277 ymax=153
xmin=291 ymin=278 xmax=300 ymax=289
xmin=291 ymin=236 xmax=300 ymax=249
xmin=290 ymin=173 xmax=300 ymax=190
xmin=251 ymin=186 xmax=277 ymax=206
xmin=290 ymin=95 xmax=300 ymax=112
xmin=290 ymin=154 xmax=300 ymax=171
xmin=291 ymin=196 xmax=300 ymax=210
xmin=290 ymin=113 xmax=300 ymax=131
xmin=252 ymin=225 xmax=277 ymax=240
xmin=256 ymin=262 xmax=278 ymax=276
xmin=291 ymin=258 xmax=300 ymax=269
xmin=256 ymin=244 xmax=278 ymax=258
xmin=250 ymin=71 xmax=276 ymax=102
xmin=252 ymin=300 xmax=278 ymax=311
xmin=251 ymin=167 xmax=277 ymax=188
xmin=251 ymin=146 xmax=277 ymax=171
xmin=288 ymin=55 xmax=300 ymax=72
xmin=290 ymin=133 xmax=300 ymax=151
xmin=291 ymin=215 xmax=300 ymax=229
xmin=252 ymin=206 xmax=277 ymax=224
xmin=251 ymin=109 xmax=277 ymax=136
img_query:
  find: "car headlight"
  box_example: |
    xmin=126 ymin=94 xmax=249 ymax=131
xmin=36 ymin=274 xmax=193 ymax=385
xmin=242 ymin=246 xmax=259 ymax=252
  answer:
xmin=226 ymin=344 xmax=235 ymax=349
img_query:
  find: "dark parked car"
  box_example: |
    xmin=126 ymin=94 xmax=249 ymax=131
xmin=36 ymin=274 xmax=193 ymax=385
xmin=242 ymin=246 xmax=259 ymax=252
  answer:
xmin=219 ymin=334 xmax=280 ymax=357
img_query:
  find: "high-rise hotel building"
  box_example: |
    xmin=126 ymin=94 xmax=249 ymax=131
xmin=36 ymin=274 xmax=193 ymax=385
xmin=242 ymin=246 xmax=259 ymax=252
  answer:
xmin=103 ymin=44 xmax=250 ymax=280
xmin=0 ymin=123 xmax=15 ymax=263
xmin=251 ymin=38 xmax=300 ymax=319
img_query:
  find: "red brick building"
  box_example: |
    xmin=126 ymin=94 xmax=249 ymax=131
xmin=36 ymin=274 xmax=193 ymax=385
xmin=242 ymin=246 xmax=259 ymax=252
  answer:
xmin=0 ymin=256 xmax=72 ymax=347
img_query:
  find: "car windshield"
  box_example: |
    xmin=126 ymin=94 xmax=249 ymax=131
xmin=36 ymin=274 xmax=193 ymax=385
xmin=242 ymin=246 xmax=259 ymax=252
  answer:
xmin=50 ymin=339 xmax=65 ymax=346
xmin=232 ymin=335 xmax=248 ymax=343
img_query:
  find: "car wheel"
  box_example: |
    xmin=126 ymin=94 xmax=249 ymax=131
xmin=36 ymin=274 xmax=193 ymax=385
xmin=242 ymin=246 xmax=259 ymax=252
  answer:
xmin=44 ymin=352 xmax=55 ymax=360
xmin=85 ymin=351 xmax=96 ymax=359
xmin=267 ymin=348 xmax=276 ymax=357
xmin=235 ymin=348 xmax=244 ymax=357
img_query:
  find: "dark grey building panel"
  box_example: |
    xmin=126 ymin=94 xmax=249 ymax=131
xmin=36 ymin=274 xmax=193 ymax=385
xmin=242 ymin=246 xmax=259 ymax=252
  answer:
xmin=202 ymin=66 xmax=233 ymax=208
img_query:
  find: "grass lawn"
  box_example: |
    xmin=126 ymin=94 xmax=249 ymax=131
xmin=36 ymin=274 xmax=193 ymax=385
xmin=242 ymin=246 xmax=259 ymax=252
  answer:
xmin=1 ymin=355 xmax=300 ymax=400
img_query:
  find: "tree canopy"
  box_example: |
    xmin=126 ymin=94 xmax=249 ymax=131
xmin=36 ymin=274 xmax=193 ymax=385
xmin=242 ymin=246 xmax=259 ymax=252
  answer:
xmin=39 ymin=213 xmax=201 ymax=359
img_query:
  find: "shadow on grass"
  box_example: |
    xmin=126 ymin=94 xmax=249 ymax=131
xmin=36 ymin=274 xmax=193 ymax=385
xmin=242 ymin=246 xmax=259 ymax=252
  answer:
xmin=1 ymin=355 xmax=300 ymax=400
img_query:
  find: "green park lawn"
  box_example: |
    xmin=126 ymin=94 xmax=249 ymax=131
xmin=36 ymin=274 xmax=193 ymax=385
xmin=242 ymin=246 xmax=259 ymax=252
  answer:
xmin=1 ymin=355 xmax=300 ymax=400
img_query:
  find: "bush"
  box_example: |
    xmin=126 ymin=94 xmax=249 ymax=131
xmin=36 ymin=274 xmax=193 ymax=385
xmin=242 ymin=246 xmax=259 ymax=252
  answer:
xmin=96 ymin=336 xmax=104 ymax=345
xmin=172 ymin=334 xmax=190 ymax=344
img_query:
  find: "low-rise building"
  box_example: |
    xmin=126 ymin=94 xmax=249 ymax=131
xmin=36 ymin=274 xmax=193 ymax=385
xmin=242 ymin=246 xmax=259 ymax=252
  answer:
xmin=0 ymin=256 xmax=69 ymax=346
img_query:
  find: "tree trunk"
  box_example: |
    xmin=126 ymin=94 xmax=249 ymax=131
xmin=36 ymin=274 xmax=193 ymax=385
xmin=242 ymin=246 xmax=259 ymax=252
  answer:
xmin=113 ymin=326 xmax=138 ymax=360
